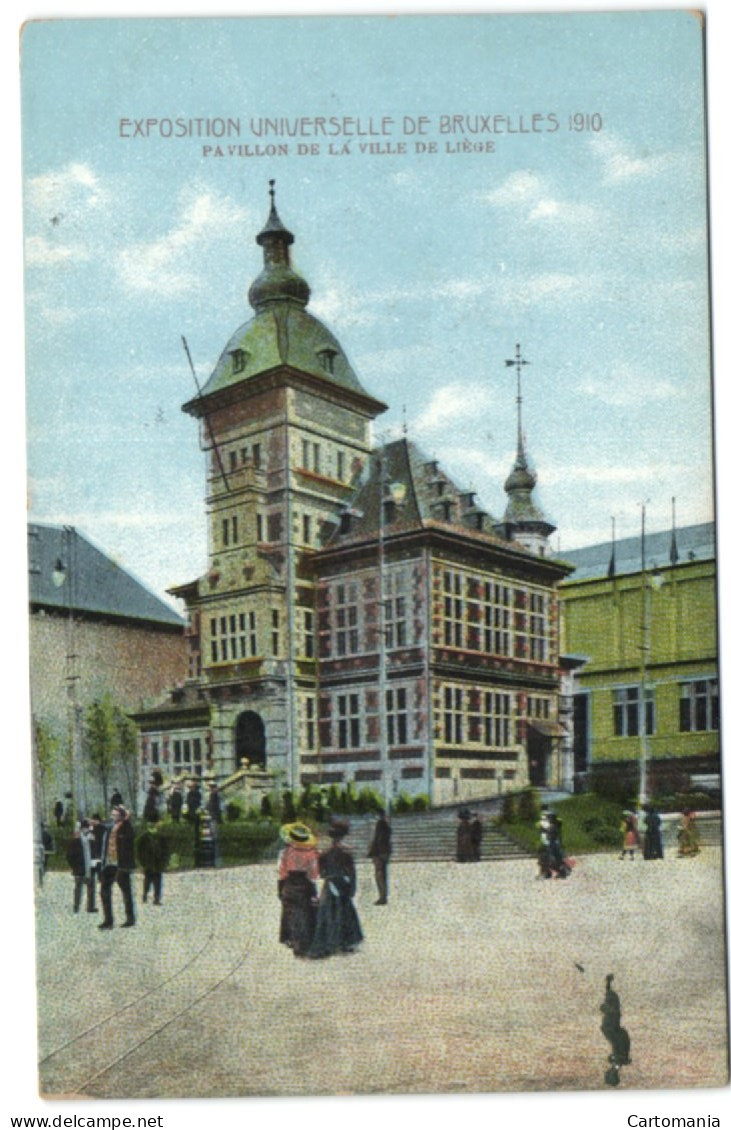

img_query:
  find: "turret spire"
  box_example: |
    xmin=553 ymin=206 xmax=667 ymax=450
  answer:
xmin=248 ymin=180 xmax=311 ymax=311
xmin=498 ymin=343 xmax=555 ymax=556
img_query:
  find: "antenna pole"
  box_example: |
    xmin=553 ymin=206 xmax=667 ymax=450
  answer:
xmin=181 ymin=335 xmax=232 ymax=493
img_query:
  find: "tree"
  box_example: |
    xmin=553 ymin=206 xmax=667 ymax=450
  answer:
xmin=85 ymin=696 xmax=118 ymax=813
xmin=114 ymin=707 xmax=139 ymax=815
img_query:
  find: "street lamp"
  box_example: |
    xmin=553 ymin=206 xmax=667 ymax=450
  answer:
xmin=638 ymin=502 xmax=665 ymax=804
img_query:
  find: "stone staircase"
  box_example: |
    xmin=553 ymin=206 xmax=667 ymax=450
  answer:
xmin=326 ymin=805 xmax=533 ymax=863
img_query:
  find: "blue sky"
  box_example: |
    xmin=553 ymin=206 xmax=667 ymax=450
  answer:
xmin=21 ymin=11 xmax=713 ymax=606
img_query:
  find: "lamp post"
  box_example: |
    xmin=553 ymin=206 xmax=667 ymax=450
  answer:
xmin=54 ymin=527 xmax=84 ymax=823
xmin=638 ymin=504 xmax=664 ymax=804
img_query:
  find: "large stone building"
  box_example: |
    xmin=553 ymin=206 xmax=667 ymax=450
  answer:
xmin=135 ymin=186 xmax=573 ymax=806
xmin=29 ymin=523 xmax=188 ymax=811
xmin=560 ymin=521 xmax=719 ymax=793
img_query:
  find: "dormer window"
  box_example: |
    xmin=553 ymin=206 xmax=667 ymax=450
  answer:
xmin=317 ymin=348 xmax=338 ymax=374
xmin=230 ymin=349 xmax=249 ymax=374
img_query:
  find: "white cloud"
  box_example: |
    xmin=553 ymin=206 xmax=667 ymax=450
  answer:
xmin=24 ymin=235 xmax=90 ymax=267
xmin=476 ymin=170 xmax=596 ymax=227
xmin=579 ymin=365 xmax=685 ymax=408
xmin=26 ymin=162 xmax=107 ymax=215
xmin=496 ymin=272 xmax=597 ymax=309
xmin=412 ymin=382 xmax=493 ymax=434
xmin=479 ymin=171 xmax=544 ymax=207
xmin=116 ymin=188 xmax=252 ymax=296
xmin=590 ymin=132 xmax=674 ymax=183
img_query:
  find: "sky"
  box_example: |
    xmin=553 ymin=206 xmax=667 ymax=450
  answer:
xmin=6 ymin=2 xmax=731 ymax=1127
xmin=20 ymin=9 xmax=715 ymax=609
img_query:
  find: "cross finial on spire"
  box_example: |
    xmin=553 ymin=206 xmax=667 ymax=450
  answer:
xmin=505 ymin=343 xmax=530 ymax=460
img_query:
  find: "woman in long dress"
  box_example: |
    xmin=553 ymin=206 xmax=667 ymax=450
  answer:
xmin=277 ymin=822 xmax=319 ymax=957
xmin=309 ymin=820 xmax=364 ymax=959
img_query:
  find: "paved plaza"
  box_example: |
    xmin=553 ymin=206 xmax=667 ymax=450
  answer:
xmin=35 ymin=848 xmax=728 ymax=1099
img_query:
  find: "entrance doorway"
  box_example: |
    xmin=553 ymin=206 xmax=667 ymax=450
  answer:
xmin=235 ymin=711 xmax=266 ymax=769
xmin=527 ymin=726 xmax=552 ymax=787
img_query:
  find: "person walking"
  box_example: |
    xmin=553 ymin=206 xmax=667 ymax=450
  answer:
xmin=678 ymin=808 xmax=701 ymax=856
xmin=456 ymin=808 xmax=473 ymax=863
xmin=110 ymin=788 xmax=124 ymax=808
xmin=470 ymin=812 xmax=483 ymax=863
xmin=168 ymin=785 xmax=183 ymax=823
xmin=310 ymin=820 xmax=364 ymax=959
xmin=206 ymin=783 xmax=223 ymax=865
xmin=53 ymin=799 xmax=64 ymax=828
xmin=619 ymin=810 xmax=639 ymax=860
xmin=367 ymin=807 xmax=392 ymax=905
xmin=186 ymin=780 xmax=202 ymax=821
xmin=66 ymin=820 xmax=97 ymax=913
xmin=277 ymin=823 xmax=319 ymax=957
xmin=98 ymin=805 xmax=136 ymax=929
xmin=136 ymin=823 xmax=170 ymax=906
xmin=642 ymin=803 xmax=664 ymax=860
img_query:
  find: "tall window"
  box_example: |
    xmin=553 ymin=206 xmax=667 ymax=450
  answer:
xmin=172 ymin=736 xmax=203 ymax=776
xmin=443 ymin=570 xmax=464 ymax=647
xmin=210 ymin=612 xmax=257 ymax=662
xmin=335 ymin=583 xmax=359 ymax=656
xmin=528 ymin=592 xmax=548 ymax=660
xmin=484 ymin=582 xmax=512 ymax=656
xmin=303 ymin=609 xmax=315 ymax=659
xmin=443 ymin=685 xmax=464 ymax=744
xmin=613 ymin=686 xmax=655 ymax=737
xmin=384 ymin=596 xmax=407 ymax=648
xmin=483 ymin=691 xmax=512 ymax=747
xmin=271 ymin=610 xmax=280 ymax=656
xmin=303 ymin=696 xmax=317 ymax=751
xmin=337 ymin=693 xmax=360 ymax=748
xmin=386 ymin=687 xmax=408 ymax=745
xmin=680 ymin=679 xmax=719 ymax=732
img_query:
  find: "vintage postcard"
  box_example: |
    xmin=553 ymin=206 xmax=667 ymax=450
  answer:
xmin=17 ymin=6 xmax=728 ymax=1114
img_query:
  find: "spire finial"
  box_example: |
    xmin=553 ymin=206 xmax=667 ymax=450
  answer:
xmin=269 ymin=178 xmax=276 ymax=205
xmin=505 ymin=343 xmax=530 ymax=462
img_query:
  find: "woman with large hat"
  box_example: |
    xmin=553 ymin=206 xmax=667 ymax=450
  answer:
xmin=277 ymin=822 xmax=319 ymax=957
xmin=309 ymin=819 xmax=363 ymax=959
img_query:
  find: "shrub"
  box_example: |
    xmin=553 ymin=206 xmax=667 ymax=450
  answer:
xmin=518 ymin=788 xmax=542 ymax=824
xmin=588 ymin=765 xmax=638 ymax=806
xmin=582 ymin=815 xmax=622 ymax=846
xmin=500 ymin=793 xmax=521 ymax=824
xmin=412 ymin=794 xmax=430 ymax=812
xmin=225 ymin=802 xmax=242 ymax=822
xmin=218 ymin=819 xmax=279 ymax=864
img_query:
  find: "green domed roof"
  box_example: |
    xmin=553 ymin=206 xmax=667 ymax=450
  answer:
xmin=200 ymin=303 xmax=369 ymax=398
xmin=196 ymin=181 xmax=375 ymax=402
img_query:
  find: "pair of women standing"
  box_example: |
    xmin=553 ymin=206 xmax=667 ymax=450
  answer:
xmin=277 ymin=819 xmax=363 ymax=959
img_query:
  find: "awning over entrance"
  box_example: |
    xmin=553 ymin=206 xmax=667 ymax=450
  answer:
xmin=528 ymin=720 xmax=567 ymax=739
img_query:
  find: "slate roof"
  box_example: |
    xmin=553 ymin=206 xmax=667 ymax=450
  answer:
xmin=560 ymin=522 xmax=715 ymax=581
xmin=28 ymin=523 xmax=185 ymax=629
xmin=198 ymin=304 xmax=377 ymax=403
xmin=327 ymin=437 xmax=496 ymax=543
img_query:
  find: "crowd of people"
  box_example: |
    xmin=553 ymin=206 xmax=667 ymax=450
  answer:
xmin=61 ymin=777 xmax=227 ymax=929
xmin=57 ymin=778 xmax=703 ymax=949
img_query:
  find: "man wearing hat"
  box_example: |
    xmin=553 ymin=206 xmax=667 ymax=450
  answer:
xmin=277 ymin=823 xmax=319 ymax=957
xmin=367 ymin=807 xmax=392 ymax=904
xmin=98 ymin=805 xmax=136 ymax=929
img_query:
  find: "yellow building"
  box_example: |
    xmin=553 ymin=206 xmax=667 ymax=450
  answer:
xmin=560 ymin=522 xmax=718 ymax=794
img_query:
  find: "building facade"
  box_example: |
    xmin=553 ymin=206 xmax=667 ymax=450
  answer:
xmin=135 ymin=187 xmax=573 ymax=805
xmin=29 ymin=523 xmax=188 ymax=810
xmin=560 ymin=522 xmax=719 ymax=793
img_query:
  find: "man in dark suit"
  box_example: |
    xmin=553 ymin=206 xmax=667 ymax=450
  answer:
xmin=368 ymin=808 xmax=392 ymax=905
xmin=98 ymin=805 xmax=136 ymax=929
